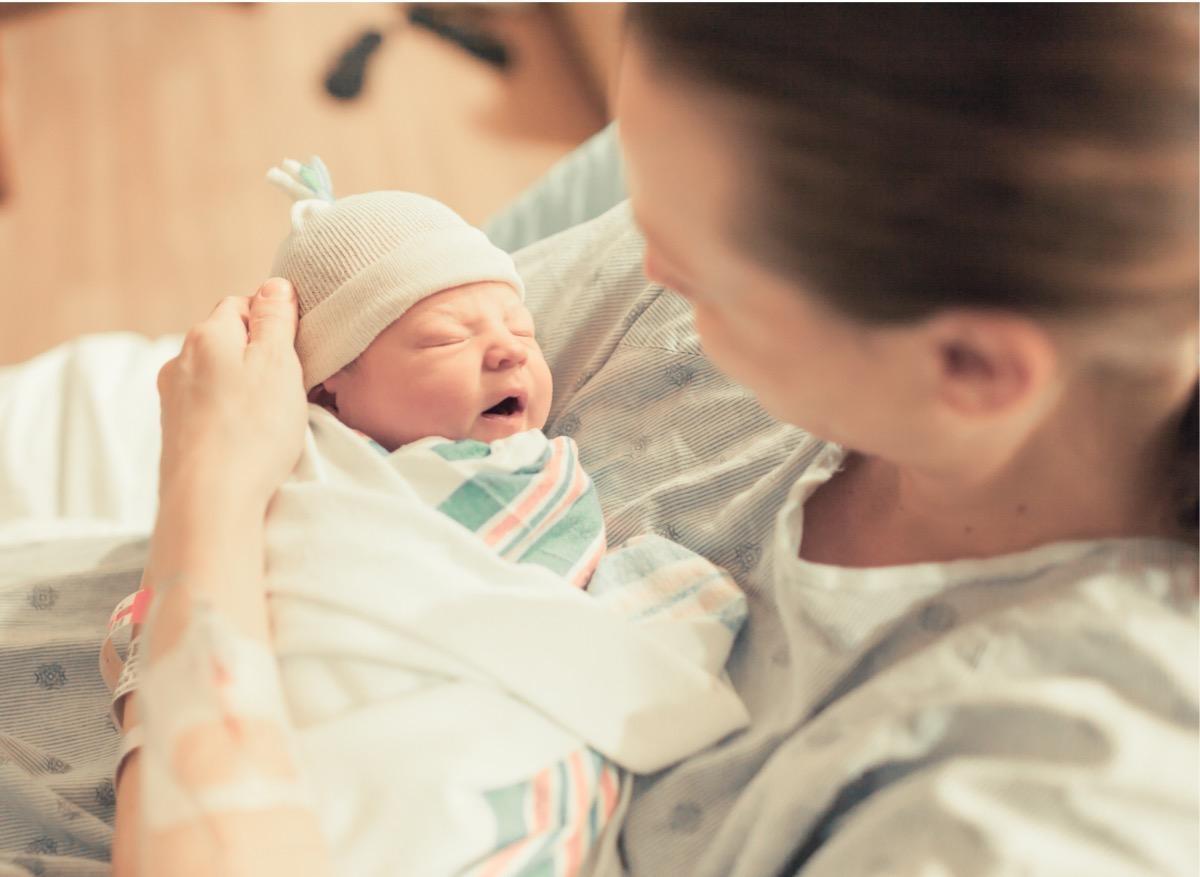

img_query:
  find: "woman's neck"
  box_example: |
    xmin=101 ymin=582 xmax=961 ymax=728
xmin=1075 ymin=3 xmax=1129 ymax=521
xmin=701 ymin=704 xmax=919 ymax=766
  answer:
xmin=803 ymin=365 xmax=1194 ymax=568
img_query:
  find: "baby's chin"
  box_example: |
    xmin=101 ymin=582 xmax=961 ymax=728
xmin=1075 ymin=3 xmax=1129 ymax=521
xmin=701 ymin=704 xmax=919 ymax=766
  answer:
xmin=467 ymin=414 xmax=540 ymax=444
xmin=323 ymin=406 xmax=545 ymax=448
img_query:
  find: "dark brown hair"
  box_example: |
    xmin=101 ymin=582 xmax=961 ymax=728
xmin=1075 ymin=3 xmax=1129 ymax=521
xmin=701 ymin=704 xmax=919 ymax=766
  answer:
xmin=628 ymin=3 xmax=1198 ymax=535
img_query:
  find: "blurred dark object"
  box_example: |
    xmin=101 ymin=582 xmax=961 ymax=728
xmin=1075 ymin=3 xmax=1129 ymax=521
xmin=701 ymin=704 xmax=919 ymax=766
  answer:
xmin=0 ymin=4 xmax=53 ymax=23
xmin=407 ymin=4 xmax=510 ymax=70
xmin=323 ymin=5 xmax=511 ymax=102
xmin=325 ymin=29 xmax=385 ymax=100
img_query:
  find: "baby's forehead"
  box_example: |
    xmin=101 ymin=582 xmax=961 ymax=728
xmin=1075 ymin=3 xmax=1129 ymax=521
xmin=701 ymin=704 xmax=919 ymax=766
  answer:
xmin=405 ymin=284 xmax=528 ymax=325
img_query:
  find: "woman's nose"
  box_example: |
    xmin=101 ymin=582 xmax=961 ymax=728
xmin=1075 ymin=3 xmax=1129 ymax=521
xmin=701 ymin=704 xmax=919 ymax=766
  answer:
xmin=484 ymin=334 xmax=527 ymax=371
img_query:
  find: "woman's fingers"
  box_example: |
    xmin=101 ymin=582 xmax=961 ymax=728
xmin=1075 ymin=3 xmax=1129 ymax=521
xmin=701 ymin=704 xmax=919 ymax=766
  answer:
xmin=247 ymin=278 xmax=298 ymax=354
xmin=173 ymin=298 xmax=248 ymax=378
xmin=207 ymin=294 xmax=252 ymax=320
xmin=205 ymin=296 xmax=252 ymax=344
xmin=155 ymin=277 xmax=305 ymax=510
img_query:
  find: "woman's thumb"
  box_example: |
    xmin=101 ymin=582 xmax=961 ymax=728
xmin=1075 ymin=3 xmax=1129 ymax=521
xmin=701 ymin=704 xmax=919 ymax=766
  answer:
xmin=248 ymin=277 xmax=298 ymax=349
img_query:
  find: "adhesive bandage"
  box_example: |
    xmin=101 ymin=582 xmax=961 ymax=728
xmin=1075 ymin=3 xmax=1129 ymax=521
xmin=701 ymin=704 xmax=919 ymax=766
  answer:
xmin=138 ymin=595 xmax=309 ymax=831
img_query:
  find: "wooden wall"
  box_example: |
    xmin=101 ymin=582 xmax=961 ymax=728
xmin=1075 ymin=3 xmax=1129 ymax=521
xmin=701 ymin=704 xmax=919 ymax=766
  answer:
xmin=0 ymin=3 xmax=606 ymax=364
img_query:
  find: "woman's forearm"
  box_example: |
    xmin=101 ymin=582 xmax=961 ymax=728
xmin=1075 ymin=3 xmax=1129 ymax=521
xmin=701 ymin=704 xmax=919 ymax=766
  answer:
xmin=146 ymin=476 xmax=274 ymax=639
xmin=116 ymin=478 xmax=334 ymax=877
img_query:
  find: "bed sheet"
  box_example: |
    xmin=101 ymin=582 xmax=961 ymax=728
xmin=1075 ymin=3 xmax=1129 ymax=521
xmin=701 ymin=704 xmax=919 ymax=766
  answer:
xmin=1 ymin=536 xmax=144 ymax=876
xmin=0 ymin=333 xmax=180 ymax=544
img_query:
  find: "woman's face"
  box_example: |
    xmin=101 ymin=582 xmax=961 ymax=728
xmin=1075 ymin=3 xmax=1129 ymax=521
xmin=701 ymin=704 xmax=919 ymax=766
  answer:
xmin=614 ymin=39 xmax=946 ymax=460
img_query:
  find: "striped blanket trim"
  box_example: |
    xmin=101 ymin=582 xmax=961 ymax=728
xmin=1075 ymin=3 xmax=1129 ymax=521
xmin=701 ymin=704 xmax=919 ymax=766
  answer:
xmin=471 ymin=748 xmax=621 ymax=877
xmin=589 ymin=534 xmax=747 ymax=634
xmin=431 ymin=437 xmax=608 ymax=590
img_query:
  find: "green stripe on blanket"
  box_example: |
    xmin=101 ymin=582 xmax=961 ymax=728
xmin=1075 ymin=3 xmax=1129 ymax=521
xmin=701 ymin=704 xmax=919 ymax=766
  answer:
xmin=433 ymin=444 xmax=554 ymax=533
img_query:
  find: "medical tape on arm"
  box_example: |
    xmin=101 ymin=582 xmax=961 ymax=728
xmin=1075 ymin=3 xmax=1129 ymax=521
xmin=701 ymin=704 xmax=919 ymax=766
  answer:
xmin=138 ymin=594 xmax=311 ymax=831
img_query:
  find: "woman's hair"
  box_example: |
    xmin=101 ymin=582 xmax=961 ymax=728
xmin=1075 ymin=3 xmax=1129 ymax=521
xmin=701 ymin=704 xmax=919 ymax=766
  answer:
xmin=627 ymin=3 xmax=1198 ymax=535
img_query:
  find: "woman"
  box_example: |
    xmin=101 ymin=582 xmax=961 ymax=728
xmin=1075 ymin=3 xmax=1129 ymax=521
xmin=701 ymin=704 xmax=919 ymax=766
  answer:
xmin=114 ymin=6 xmax=1198 ymax=876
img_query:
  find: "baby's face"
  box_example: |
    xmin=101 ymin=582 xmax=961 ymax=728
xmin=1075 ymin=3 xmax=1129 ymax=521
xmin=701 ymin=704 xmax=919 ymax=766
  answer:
xmin=318 ymin=282 xmax=553 ymax=450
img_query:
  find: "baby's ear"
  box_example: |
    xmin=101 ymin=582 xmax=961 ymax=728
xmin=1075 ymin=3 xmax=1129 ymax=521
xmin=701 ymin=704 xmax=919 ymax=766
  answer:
xmin=307 ymin=382 xmax=337 ymax=413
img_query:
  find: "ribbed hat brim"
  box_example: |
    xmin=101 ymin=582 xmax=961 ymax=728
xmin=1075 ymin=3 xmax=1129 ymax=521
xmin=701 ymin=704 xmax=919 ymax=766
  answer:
xmin=297 ymin=224 xmax=525 ymax=391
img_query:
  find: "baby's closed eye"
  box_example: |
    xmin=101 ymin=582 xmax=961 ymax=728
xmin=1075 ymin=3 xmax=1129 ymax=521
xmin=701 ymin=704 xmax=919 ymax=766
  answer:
xmin=418 ymin=336 xmax=469 ymax=347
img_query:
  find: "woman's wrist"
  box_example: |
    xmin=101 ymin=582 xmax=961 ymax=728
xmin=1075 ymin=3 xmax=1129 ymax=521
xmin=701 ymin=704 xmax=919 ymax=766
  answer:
xmin=159 ymin=462 xmax=272 ymax=525
xmin=150 ymin=470 xmax=271 ymax=601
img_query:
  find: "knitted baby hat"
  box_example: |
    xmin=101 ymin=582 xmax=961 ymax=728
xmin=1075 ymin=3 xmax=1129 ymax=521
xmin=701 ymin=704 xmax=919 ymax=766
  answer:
xmin=267 ymin=156 xmax=525 ymax=391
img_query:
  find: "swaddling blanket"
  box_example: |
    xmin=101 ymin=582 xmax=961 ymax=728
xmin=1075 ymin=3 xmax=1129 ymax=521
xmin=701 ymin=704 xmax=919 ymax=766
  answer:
xmin=262 ymin=405 xmax=750 ymax=876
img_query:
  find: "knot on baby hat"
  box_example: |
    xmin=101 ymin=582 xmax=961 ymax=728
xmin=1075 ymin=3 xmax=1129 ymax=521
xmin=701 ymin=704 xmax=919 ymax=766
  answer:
xmin=267 ymin=156 xmax=524 ymax=391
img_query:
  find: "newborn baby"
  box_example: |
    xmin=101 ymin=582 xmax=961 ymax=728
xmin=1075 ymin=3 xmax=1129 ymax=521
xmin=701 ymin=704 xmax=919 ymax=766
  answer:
xmin=308 ymin=279 xmax=552 ymax=449
xmin=268 ymin=156 xmax=549 ymax=449
xmin=268 ymin=156 xmax=611 ymax=591
xmin=106 ymin=158 xmax=749 ymax=877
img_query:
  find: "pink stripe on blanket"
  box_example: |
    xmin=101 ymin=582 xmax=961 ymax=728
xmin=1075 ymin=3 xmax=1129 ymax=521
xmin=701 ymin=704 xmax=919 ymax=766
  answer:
xmin=500 ymin=445 xmax=591 ymax=561
xmin=561 ymin=749 xmax=590 ymax=873
xmin=481 ymin=440 xmax=569 ymax=548
xmin=598 ymin=762 xmax=619 ymax=821
xmin=477 ymin=837 xmax=526 ymax=877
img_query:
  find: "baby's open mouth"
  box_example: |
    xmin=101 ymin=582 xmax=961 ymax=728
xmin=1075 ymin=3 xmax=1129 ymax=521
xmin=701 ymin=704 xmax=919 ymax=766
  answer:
xmin=482 ymin=395 xmax=525 ymax=418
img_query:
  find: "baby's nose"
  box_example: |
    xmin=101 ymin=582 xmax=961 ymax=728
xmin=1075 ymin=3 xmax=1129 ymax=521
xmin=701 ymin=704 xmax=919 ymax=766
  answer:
xmin=485 ymin=336 xmax=527 ymax=370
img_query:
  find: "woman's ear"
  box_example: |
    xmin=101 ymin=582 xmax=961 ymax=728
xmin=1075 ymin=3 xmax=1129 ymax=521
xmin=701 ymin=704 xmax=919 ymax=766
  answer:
xmin=925 ymin=310 xmax=1058 ymax=420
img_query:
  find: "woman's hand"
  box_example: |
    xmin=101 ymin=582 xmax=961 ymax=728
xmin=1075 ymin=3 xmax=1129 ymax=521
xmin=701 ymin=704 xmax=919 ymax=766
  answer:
xmin=156 ymin=277 xmax=307 ymax=512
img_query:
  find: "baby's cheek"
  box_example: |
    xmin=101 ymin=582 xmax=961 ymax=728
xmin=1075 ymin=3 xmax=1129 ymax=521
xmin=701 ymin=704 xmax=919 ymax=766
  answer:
xmin=350 ymin=376 xmax=410 ymax=433
xmin=535 ymin=361 xmax=555 ymax=426
xmin=408 ymin=378 xmax=475 ymax=432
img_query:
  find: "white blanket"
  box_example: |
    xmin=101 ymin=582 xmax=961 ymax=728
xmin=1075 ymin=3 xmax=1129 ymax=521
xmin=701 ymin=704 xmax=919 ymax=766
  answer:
xmin=263 ymin=407 xmax=749 ymax=875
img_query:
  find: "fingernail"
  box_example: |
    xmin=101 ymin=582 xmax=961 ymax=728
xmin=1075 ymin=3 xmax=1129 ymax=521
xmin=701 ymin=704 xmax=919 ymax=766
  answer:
xmin=260 ymin=278 xmax=292 ymax=299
